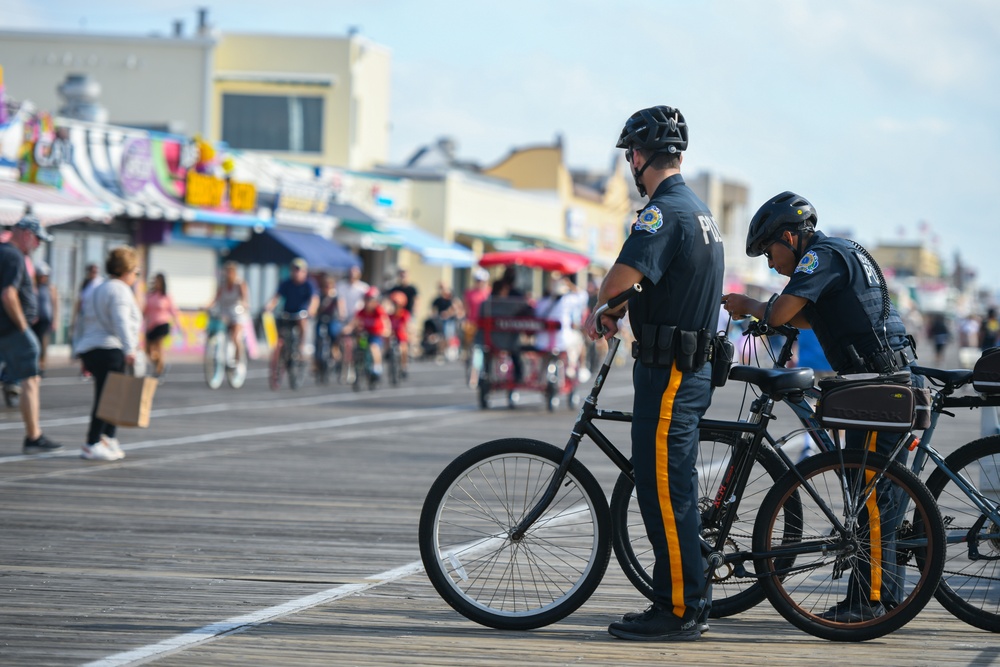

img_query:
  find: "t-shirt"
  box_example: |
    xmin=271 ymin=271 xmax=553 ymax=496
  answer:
xmin=0 ymin=242 xmax=36 ymax=335
xmin=337 ymin=279 xmax=369 ymax=319
xmin=463 ymin=286 xmax=490 ymax=327
xmin=358 ymin=305 xmax=388 ymax=337
xmin=432 ymin=295 xmax=455 ymax=319
xmin=277 ymin=278 xmax=317 ymax=314
xmin=390 ymin=308 xmax=411 ymax=342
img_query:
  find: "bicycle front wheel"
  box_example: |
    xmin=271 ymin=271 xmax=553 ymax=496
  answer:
xmin=610 ymin=429 xmax=794 ymax=618
xmin=226 ymin=336 xmax=247 ymax=389
xmin=268 ymin=340 xmax=284 ymax=391
xmin=924 ymin=434 xmax=1000 ymax=632
xmin=204 ymin=333 xmax=225 ymax=389
xmin=419 ymin=438 xmax=611 ymax=630
xmin=754 ymin=449 xmax=945 ymax=641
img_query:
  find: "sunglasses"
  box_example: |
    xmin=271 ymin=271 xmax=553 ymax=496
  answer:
xmin=763 ymin=244 xmax=775 ymax=261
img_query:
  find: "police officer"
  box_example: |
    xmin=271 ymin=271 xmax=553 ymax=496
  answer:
xmin=586 ymin=105 xmax=725 ymax=641
xmin=722 ymin=191 xmax=919 ymax=622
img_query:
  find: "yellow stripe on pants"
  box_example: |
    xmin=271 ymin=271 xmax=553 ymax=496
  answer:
xmin=865 ymin=431 xmax=882 ymax=601
xmin=655 ymin=362 xmax=685 ymax=617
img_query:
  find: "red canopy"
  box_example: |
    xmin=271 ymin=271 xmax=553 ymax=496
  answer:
xmin=478 ymin=248 xmax=590 ymax=273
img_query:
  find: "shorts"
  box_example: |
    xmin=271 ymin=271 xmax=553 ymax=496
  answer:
xmin=146 ymin=323 xmax=171 ymax=343
xmin=366 ymin=334 xmax=384 ymax=349
xmin=318 ymin=319 xmax=344 ymax=340
xmin=0 ymin=328 xmax=40 ymax=381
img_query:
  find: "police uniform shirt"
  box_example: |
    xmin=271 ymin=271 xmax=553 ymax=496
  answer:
xmin=615 ymin=174 xmax=724 ymax=333
xmin=781 ymin=231 xmax=907 ymax=373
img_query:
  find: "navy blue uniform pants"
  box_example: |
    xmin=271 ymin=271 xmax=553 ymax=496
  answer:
xmin=631 ymin=360 xmax=713 ymax=619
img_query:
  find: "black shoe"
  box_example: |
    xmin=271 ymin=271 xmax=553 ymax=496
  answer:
xmin=818 ymin=598 xmax=886 ymax=622
xmin=23 ymin=434 xmax=63 ymax=454
xmin=621 ymin=605 xmax=710 ymax=634
xmin=609 ymin=604 xmax=701 ymax=642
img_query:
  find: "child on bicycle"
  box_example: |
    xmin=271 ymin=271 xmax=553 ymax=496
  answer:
xmin=387 ymin=291 xmax=411 ymax=379
xmin=315 ymin=273 xmax=347 ymax=375
xmin=343 ymin=287 xmax=390 ymax=385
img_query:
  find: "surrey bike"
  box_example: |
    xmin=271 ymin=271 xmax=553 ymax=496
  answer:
xmin=618 ymin=321 xmax=1000 ymax=634
xmin=418 ymin=285 xmax=945 ymax=641
xmin=269 ymin=310 xmax=308 ymax=391
xmin=204 ymin=305 xmax=248 ymax=390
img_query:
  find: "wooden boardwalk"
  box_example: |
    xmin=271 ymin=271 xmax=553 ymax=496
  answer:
xmin=0 ymin=343 xmax=997 ymax=666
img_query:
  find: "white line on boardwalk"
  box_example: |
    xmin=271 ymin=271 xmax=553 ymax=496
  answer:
xmin=80 ymin=560 xmax=426 ymax=667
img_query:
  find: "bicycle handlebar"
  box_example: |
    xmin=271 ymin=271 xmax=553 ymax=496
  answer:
xmin=594 ymin=284 xmax=642 ymax=335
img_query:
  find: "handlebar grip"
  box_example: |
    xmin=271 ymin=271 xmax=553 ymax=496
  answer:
xmin=595 ymin=283 xmax=642 ymax=335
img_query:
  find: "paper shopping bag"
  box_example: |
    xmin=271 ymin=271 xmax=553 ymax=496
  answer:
xmin=96 ymin=372 xmax=158 ymax=428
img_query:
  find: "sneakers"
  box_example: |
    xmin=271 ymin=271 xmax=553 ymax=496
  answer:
xmin=620 ymin=604 xmax=710 ymax=634
xmin=80 ymin=440 xmax=120 ymax=461
xmin=818 ymin=598 xmax=886 ymax=622
xmin=101 ymin=435 xmax=125 ymax=460
xmin=23 ymin=433 xmax=64 ymax=454
xmin=608 ymin=603 xmax=702 ymax=641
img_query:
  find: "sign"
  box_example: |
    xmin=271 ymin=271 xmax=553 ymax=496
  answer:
xmin=228 ymin=181 xmax=257 ymax=212
xmin=120 ymin=137 xmax=152 ymax=195
xmin=277 ymin=183 xmax=331 ymax=214
xmin=185 ymin=171 xmax=226 ymax=208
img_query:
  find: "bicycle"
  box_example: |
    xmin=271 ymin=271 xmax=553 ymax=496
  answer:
xmin=314 ymin=316 xmax=337 ymax=386
xmin=351 ymin=331 xmax=378 ymax=392
xmin=269 ymin=311 xmax=308 ymax=391
xmin=618 ymin=321 xmax=1000 ymax=633
xmin=419 ymin=286 xmax=946 ymax=642
xmin=385 ymin=332 xmax=402 ymax=387
xmin=204 ymin=306 xmax=247 ymax=390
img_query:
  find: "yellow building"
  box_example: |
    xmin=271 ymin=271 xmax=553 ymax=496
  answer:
xmin=872 ymin=241 xmax=943 ymax=279
xmin=0 ymin=13 xmax=390 ymax=170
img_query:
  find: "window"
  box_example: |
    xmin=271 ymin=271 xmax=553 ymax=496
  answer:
xmin=222 ymin=94 xmax=323 ymax=153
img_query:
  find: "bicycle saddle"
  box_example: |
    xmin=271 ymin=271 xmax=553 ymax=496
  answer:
xmin=910 ymin=365 xmax=974 ymax=388
xmin=729 ymin=366 xmax=815 ymax=396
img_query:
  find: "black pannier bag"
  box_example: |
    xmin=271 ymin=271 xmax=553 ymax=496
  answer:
xmin=817 ymin=372 xmax=916 ymax=433
xmin=973 ymin=347 xmax=1000 ymax=395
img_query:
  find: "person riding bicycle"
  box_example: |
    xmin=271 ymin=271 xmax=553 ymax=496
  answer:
xmin=585 ymin=105 xmax=725 ymax=642
xmin=722 ymin=191 xmax=921 ymax=623
xmin=314 ymin=272 xmax=347 ymax=375
xmin=264 ymin=257 xmax=318 ymax=360
xmin=343 ymin=286 xmax=390 ymax=385
xmin=207 ymin=261 xmax=249 ymax=366
xmin=387 ymin=291 xmax=411 ymax=379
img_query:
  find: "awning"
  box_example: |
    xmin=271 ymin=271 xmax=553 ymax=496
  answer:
xmin=384 ymin=224 xmax=476 ymax=267
xmin=328 ymin=202 xmax=379 ymax=226
xmin=335 ymin=219 xmax=403 ymax=250
xmin=510 ymin=233 xmax=586 ymax=255
xmin=226 ymin=228 xmax=361 ymax=271
xmin=455 ymin=231 xmax=529 ymax=252
xmin=0 ymin=179 xmax=112 ymax=227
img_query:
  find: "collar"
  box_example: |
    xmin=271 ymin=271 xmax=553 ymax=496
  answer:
xmin=647 ymin=173 xmax=685 ymax=201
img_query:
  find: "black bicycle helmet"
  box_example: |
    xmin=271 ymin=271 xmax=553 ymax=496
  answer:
xmin=745 ymin=191 xmax=818 ymax=257
xmin=616 ymin=105 xmax=688 ymax=153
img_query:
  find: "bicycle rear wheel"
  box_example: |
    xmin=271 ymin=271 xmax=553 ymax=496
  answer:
xmin=204 ymin=333 xmax=225 ymax=389
xmin=924 ymin=434 xmax=1000 ymax=632
xmin=754 ymin=449 xmax=945 ymax=641
xmin=419 ymin=438 xmax=611 ymax=630
xmin=610 ymin=429 xmax=795 ymax=618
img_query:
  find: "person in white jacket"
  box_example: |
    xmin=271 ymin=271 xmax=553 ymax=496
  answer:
xmin=72 ymin=246 xmax=142 ymax=461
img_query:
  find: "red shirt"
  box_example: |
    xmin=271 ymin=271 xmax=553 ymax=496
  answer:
xmin=358 ymin=305 xmax=388 ymax=337
xmin=464 ymin=286 xmax=491 ymax=327
xmin=389 ymin=308 xmax=411 ymax=342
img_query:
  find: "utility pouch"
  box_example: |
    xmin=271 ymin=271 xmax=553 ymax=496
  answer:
xmin=637 ymin=324 xmax=677 ymax=368
xmin=710 ymin=333 xmax=734 ymax=388
xmin=973 ymin=347 xmax=1000 ymax=394
xmin=675 ymin=329 xmax=700 ymax=372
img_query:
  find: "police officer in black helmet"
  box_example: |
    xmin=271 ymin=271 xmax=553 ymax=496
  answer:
xmin=586 ymin=106 xmax=724 ymax=641
xmin=722 ymin=191 xmax=919 ymax=622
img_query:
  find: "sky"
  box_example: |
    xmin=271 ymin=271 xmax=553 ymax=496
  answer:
xmin=3 ymin=0 xmax=999 ymax=291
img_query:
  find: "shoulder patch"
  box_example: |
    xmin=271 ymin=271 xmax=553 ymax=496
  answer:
xmin=795 ymin=250 xmax=820 ymax=275
xmin=634 ymin=205 xmax=663 ymax=233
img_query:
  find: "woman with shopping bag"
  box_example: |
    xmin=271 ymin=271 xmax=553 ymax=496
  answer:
xmin=72 ymin=246 xmax=143 ymax=461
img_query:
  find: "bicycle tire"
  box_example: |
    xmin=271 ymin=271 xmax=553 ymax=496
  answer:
xmin=419 ymin=438 xmax=612 ymax=630
xmin=269 ymin=339 xmax=284 ymax=391
xmin=315 ymin=331 xmax=330 ymax=385
xmin=754 ymin=449 xmax=945 ymax=641
xmin=924 ymin=434 xmax=1000 ymax=632
xmin=226 ymin=336 xmax=247 ymax=389
xmin=609 ymin=429 xmax=796 ymax=618
xmin=204 ymin=333 xmax=225 ymax=390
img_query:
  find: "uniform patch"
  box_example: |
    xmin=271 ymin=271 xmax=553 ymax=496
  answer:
xmin=795 ymin=250 xmax=820 ymax=274
xmin=634 ymin=206 xmax=663 ymax=233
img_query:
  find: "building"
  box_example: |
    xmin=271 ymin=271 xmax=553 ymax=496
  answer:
xmin=0 ymin=11 xmax=390 ymax=170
